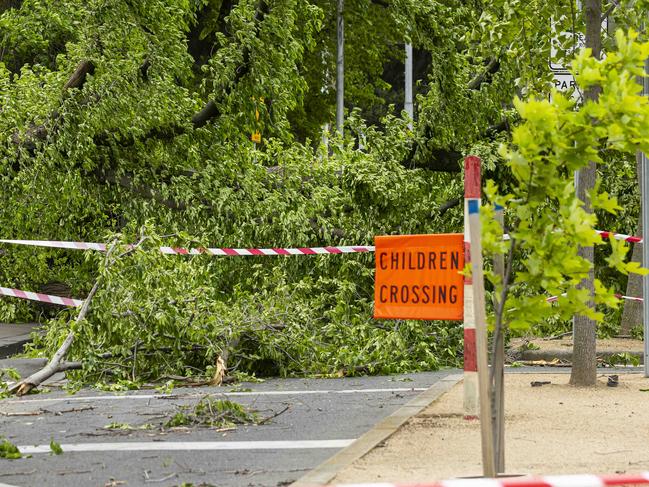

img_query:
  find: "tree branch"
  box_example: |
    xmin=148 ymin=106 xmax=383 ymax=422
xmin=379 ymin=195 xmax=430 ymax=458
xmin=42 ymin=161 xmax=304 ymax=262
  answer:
xmin=191 ymin=101 xmax=220 ymax=128
xmin=601 ymin=0 xmax=618 ymax=22
xmin=63 ymin=61 xmax=95 ymax=91
xmin=10 ymin=240 xmax=119 ymax=396
xmin=439 ymin=197 xmax=461 ymax=216
xmin=467 ymin=57 xmax=500 ymax=90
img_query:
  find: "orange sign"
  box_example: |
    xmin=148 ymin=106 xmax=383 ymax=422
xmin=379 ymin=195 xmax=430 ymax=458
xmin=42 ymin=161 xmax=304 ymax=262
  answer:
xmin=374 ymin=234 xmax=464 ymax=321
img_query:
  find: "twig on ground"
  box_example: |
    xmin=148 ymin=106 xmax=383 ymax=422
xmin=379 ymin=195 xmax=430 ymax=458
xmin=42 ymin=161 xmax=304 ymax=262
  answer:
xmin=51 ymin=406 xmax=95 ymax=415
xmin=0 ymin=410 xmax=45 ymax=416
xmin=141 ymin=470 xmax=174 ymax=481
xmin=0 ymin=470 xmax=38 ymax=477
xmin=543 ymin=331 xmax=572 ymax=341
xmin=56 ymin=469 xmax=92 ymax=476
xmin=257 ymin=405 xmax=290 ymax=425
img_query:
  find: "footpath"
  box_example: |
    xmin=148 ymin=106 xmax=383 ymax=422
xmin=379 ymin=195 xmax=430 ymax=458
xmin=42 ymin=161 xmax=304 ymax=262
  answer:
xmin=324 ymin=371 xmax=649 ymax=483
xmin=294 ymin=337 xmax=648 ymax=486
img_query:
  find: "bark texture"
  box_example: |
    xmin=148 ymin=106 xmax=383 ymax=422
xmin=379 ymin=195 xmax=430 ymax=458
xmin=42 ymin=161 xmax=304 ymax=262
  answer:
xmin=570 ymin=0 xmax=601 ymax=387
xmin=620 ymin=152 xmax=643 ymax=335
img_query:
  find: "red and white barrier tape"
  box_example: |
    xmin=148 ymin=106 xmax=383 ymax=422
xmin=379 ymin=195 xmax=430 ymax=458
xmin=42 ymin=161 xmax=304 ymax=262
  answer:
xmin=615 ymin=293 xmax=643 ymax=302
xmin=0 ymin=228 xmax=643 ymax=255
xmin=0 ymin=239 xmax=374 ymax=255
xmin=596 ymin=230 xmax=642 ymax=244
xmin=0 ymin=287 xmax=83 ymax=307
xmin=4 ymin=287 xmax=637 ymax=310
xmin=547 ymin=293 xmax=643 ymax=303
xmin=503 ymin=230 xmax=643 ymax=244
xmin=330 ymin=472 xmax=649 ymax=487
xmin=159 ymin=246 xmax=374 ymax=255
xmin=0 ymin=239 xmax=107 ymax=251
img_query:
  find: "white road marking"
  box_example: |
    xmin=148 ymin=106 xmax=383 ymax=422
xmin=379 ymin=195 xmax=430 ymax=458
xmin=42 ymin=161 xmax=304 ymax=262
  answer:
xmin=18 ymin=439 xmax=355 ymax=454
xmin=3 ymin=387 xmax=426 ymax=405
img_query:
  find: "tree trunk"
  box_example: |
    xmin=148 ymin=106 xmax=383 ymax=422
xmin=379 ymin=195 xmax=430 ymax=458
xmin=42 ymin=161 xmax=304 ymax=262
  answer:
xmin=621 ymin=152 xmax=643 ymax=336
xmin=570 ymin=0 xmax=601 ymax=387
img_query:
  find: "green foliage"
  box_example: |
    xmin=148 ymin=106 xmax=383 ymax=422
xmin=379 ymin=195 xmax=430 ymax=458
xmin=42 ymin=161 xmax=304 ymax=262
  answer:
xmin=0 ymin=368 xmax=20 ymax=381
xmin=49 ymin=439 xmax=63 ymax=455
xmin=0 ymin=438 xmax=22 ymax=460
xmin=165 ymin=397 xmax=257 ymax=428
xmin=31 ymin=194 xmax=463 ymax=383
xmin=0 ymin=0 xmax=467 ymax=382
xmin=604 ymin=352 xmax=640 ymax=367
xmin=484 ymin=30 xmax=649 ymax=333
xmin=3 ymin=0 xmax=647 ymax=380
xmin=0 ymin=368 xmax=20 ymax=399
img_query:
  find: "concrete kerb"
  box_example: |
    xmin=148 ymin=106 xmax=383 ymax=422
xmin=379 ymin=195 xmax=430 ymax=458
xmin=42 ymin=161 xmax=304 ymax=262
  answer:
xmin=291 ymin=371 xmax=463 ymax=487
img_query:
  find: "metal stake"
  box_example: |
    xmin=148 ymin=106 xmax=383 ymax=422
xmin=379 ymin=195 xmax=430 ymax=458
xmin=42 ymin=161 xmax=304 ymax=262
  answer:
xmin=336 ymin=0 xmax=344 ymax=134
xmin=405 ymin=43 xmax=413 ymax=129
xmin=642 ymin=58 xmax=649 ymax=378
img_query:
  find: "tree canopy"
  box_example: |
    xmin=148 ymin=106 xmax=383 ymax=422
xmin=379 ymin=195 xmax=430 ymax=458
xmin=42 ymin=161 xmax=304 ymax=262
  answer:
xmin=1 ymin=0 xmax=647 ymax=386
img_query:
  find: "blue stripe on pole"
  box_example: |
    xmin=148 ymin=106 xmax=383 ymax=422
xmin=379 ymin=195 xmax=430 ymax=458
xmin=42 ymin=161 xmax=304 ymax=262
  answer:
xmin=495 ymin=204 xmax=504 ymax=211
xmin=468 ymin=199 xmax=480 ymax=214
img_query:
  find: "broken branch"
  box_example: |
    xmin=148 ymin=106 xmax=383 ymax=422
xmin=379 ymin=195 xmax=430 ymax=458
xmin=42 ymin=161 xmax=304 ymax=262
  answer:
xmin=10 ymin=240 xmax=119 ymax=396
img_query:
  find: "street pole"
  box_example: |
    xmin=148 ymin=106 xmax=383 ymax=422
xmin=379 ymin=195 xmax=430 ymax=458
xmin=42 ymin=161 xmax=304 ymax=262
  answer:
xmin=492 ymin=205 xmax=505 ymax=473
xmin=642 ymin=58 xmax=649 ymax=378
xmin=336 ymin=0 xmax=344 ymax=134
xmin=405 ymin=43 xmax=413 ymax=130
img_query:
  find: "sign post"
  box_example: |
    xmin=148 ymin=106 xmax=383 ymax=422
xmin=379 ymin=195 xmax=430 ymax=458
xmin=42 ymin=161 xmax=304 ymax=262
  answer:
xmin=464 ymin=158 xmax=479 ymax=419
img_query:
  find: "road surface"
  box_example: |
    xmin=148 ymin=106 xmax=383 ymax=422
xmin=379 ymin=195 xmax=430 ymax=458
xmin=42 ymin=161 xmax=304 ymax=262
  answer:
xmin=0 ymin=371 xmax=453 ymax=487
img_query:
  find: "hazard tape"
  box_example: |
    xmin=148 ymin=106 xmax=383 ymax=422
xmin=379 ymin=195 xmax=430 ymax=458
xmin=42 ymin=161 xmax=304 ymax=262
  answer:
xmin=330 ymin=471 xmax=649 ymax=487
xmin=596 ymin=230 xmax=642 ymax=244
xmin=0 ymin=229 xmax=643 ymax=254
xmin=547 ymin=293 xmax=643 ymax=303
xmin=502 ymin=230 xmax=643 ymax=244
xmin=0 ymin=287 xmax=84 ymax=307
xmin=159 ymin=246 xmax=374 ymax=255
xmin=0 ymin=239 xmax=374 ymax=255
xmin=0 ymin=239 xmax=107 ymax=251
xmin=614 ymin=293 xmax=643 ymax=302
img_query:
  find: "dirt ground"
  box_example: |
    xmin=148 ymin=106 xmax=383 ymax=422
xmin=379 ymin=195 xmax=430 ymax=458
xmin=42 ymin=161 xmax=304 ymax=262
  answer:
xmin=510 ymin=336 xmax=644 ymax=354
xmin=332 ymin=373 xmax=649 ymax=483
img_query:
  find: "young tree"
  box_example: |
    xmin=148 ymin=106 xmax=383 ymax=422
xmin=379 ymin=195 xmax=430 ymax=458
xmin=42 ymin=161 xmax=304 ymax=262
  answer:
xmin=484 ymin=29 xmax=649 ymax=387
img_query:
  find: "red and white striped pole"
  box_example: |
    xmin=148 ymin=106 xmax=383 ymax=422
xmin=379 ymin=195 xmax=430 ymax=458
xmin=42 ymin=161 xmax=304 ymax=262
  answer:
xmin=463 ymin=156 xmax=480 ymax=419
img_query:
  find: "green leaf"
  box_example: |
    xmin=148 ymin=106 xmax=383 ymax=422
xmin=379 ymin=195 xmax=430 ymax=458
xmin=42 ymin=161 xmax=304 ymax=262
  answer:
xmin=50 ymin=439 xmax=63 ymax=455
xmin=0 ymin=438 xmax=22 ymax=459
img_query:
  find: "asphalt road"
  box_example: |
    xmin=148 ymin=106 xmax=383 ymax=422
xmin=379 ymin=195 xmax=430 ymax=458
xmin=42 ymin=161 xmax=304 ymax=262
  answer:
xmin=0 ymin=370 xmax=453 ymax=487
